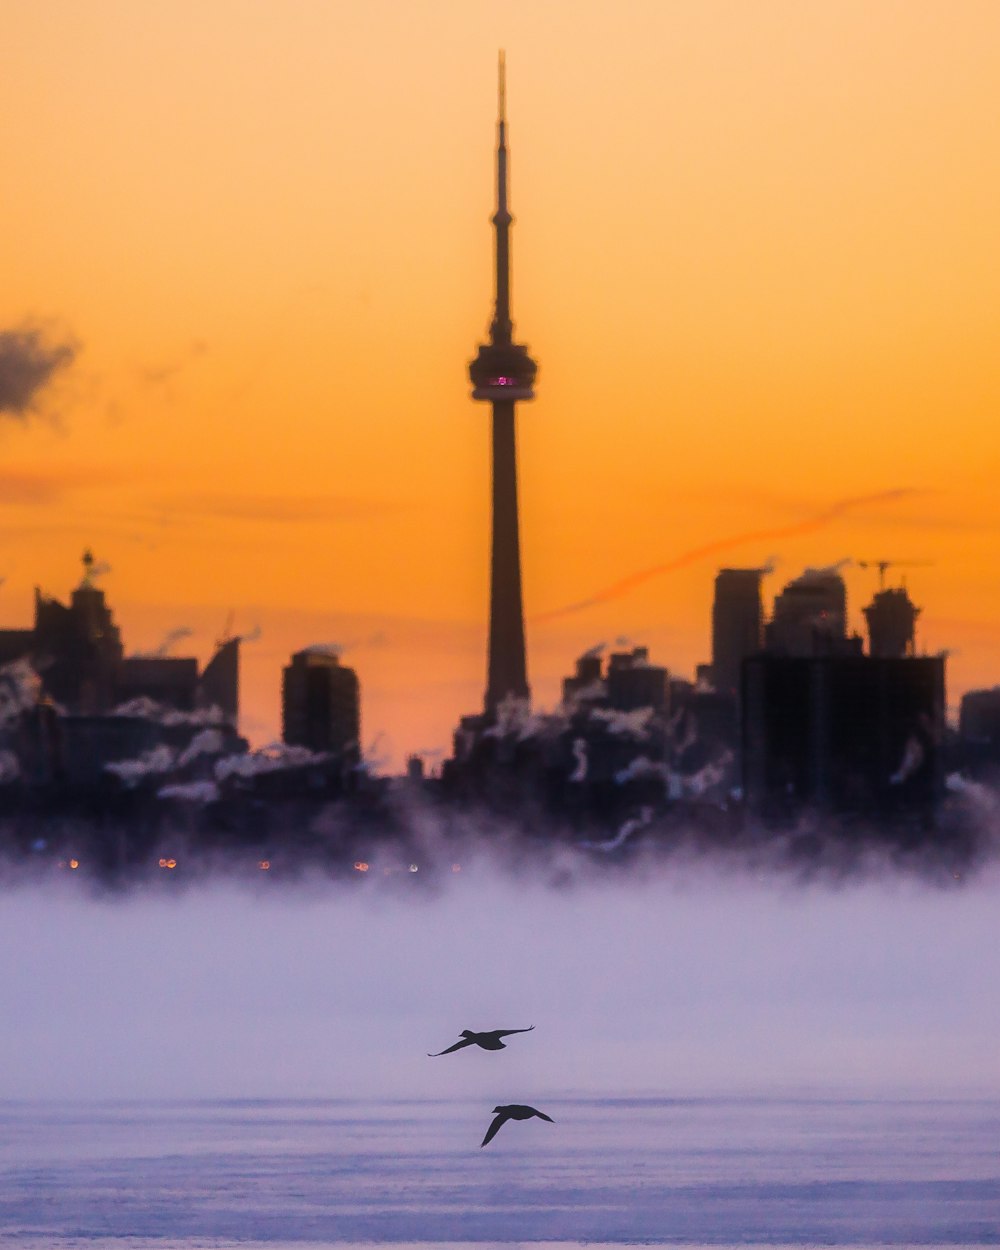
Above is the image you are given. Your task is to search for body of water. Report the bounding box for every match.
[1,1096,997,1247]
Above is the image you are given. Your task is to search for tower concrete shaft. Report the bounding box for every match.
[469,52,537,715]
[487,398,528,711]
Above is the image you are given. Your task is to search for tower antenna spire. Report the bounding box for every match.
[498,49,506,122]
[491,49,512,346]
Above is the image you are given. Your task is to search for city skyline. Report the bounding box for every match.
[3,3,999,766]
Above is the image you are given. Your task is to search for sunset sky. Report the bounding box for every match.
[3,1,1000,767]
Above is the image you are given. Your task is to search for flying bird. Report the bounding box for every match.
[481,1103,554,1147]
[428,1026,534,1056]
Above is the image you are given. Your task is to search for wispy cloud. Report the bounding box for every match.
[158,493,411,524]
[0,470,69,507]
[0,467,133,508]
[137,339,208,394]
[715,485,997,536]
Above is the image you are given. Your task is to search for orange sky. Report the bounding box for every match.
[3,1,1000,768]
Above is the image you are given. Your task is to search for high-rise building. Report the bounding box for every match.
[606,647,669,711]
[711,568,764,697]
[562,646,668,712]
[199,637,240,724]
[33,551,125,713]
[282,649,360,762]
[562,650,605,706]
[957,686,1000,776]
[959,687,1000,746]
[765,568,859,657]
[468,52,537,716]
[116,657,198,710]
[863,587,919,658]
[742,654,945,818]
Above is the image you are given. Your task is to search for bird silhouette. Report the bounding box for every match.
[480,1103,554,1147]
[427,1026,534,1056]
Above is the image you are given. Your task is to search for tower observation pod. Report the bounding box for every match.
[469,52,537,716]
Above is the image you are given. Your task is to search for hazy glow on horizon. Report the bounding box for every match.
[3,1,1000,761]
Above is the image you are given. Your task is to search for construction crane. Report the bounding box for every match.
[857,560,933,591]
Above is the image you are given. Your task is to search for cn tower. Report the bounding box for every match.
[469,52,537,716]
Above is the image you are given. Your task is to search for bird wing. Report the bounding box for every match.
[427,1037,475,1057]
[496,1025,534,1038]
[480,1110,510,1147]
[533,1109,554,1123]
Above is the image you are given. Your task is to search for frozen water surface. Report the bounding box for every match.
[1,1096,997,1247]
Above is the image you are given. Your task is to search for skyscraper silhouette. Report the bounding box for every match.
[863,586,920,658]
[469,52,537,716]
[712,568,764,698]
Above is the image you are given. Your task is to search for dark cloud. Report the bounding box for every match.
[0,325,77,420]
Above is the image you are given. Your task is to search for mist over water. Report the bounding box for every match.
[2,854,997,1104]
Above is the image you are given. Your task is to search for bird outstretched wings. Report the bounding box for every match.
[427,1026,534,1056]
[427,1036,477,1057]
[481,1109,511,1147]
[480,1103,554,1147]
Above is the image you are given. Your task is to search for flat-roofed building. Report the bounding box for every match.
[282,649,360,765]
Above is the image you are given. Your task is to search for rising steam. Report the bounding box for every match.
[132,627,194,659]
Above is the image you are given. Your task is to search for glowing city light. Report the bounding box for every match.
[258,860,271,870]
[353,861,369,872]
[69,859,79,870]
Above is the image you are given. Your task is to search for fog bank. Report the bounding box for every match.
[1,868,997,1101]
